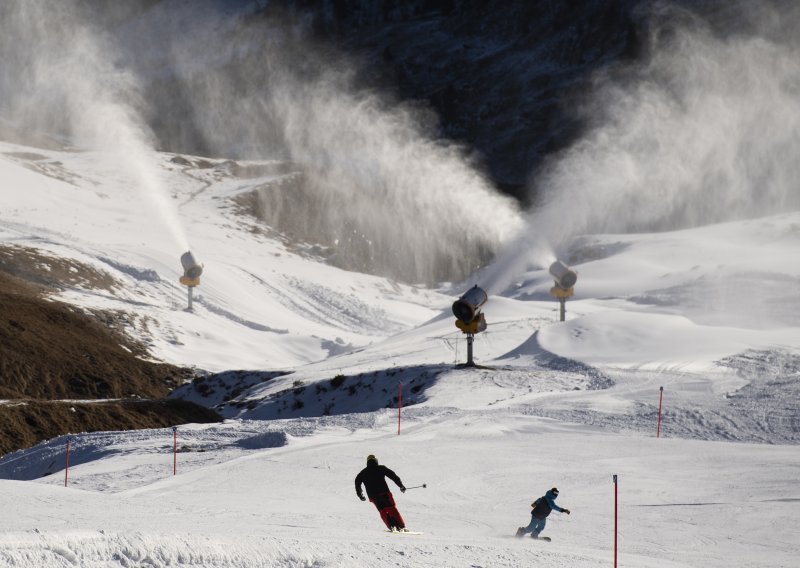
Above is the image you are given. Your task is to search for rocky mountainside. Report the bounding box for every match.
[3,0,788,198]
[262,0,790,195]
[312,0,643,197]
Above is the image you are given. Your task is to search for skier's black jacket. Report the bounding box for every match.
[355,461,404,499]
[531,489,564,520]
[531,497,552,519]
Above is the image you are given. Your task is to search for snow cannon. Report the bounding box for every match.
[179,251,203,311]
[548,260,577,322]
[452,285,488,367]
[180,251,203,281]
[549,260,577,290]
[452,285,488,324]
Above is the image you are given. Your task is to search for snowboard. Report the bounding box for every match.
[515,529,551,542]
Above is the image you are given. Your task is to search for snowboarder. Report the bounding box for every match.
[516,487,571,539]
[355,454,408,531]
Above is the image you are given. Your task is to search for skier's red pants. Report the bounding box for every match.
[370,492,405,530]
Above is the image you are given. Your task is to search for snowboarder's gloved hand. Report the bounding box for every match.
[358,494,366,501]
[563,508,571,515]
[400,486,406,493]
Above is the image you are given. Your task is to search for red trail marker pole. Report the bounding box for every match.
[172,426,177,476]
[397,383,403,435]
[64,437,71,487]
[656,386,664,438]
[613,474,618,568]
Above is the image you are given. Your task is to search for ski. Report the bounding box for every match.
[386,529,423,535]
[531,536,551,542]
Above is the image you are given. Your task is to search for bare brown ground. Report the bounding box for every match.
[0,399,220,455]
[0,246,221,455]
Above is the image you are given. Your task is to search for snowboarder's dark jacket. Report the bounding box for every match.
[355,461,404,500]
[531,489,565,520]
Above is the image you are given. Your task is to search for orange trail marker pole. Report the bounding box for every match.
[657,386,664,438]
[613,474,618,568]
[64,438,71,487]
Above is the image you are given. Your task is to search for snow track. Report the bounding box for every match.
[0,530,614,568]
[0,532,326,568]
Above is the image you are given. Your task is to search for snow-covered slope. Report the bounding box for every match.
[0,142,445,372]
[1,136,800,566]
[1,412,798,567]
[3,2,800,564]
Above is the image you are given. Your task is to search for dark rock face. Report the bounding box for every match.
[311,1,644,197]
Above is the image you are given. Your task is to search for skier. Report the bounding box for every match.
[355,454,408,531]
[516,487,571,540]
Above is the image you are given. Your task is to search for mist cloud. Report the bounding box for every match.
[0,0,190,252]
[147,8,523,285]
[0,0,524,285]
[484,2,800,293]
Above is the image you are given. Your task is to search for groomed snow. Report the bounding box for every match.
[1,141,799,567]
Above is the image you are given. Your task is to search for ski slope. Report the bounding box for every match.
[2,1,800,565]
[0,396,797,567]
[1,138,800,567]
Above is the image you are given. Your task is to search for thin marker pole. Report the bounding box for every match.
[397,383,403,435]
[64,438,71,487]
[172,426,177,476]
[613,474,618,568]
[656,386,664,438]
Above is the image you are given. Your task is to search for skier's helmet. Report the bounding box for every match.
[367,454,378,465]
[551,487,559,496]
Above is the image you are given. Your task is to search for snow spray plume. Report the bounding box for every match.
[0,0,190,253]
[160,8,521,285]
[485,2,800,294]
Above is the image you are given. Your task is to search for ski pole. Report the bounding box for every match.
[405,484,427,490]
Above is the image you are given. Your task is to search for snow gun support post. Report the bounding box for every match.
[549,260,577,322]
[452,285,488,367]
[179,251,203,311]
